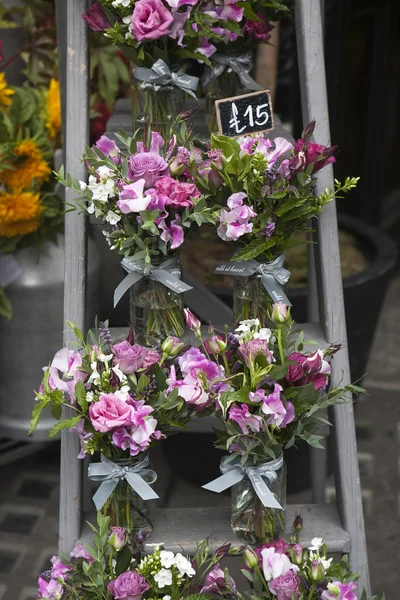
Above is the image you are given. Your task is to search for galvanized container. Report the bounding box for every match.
[0,234,101,441]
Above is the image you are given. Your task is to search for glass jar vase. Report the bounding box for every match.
[131,81,186,135]
[129,256,184,347]
[231,459,286,544]
[102,455,156,540]
[233,275,274,328]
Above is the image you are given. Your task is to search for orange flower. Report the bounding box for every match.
[1,140,51,192]
[0,190,43,237]
[0,72,14,111]
[46,79,61,139]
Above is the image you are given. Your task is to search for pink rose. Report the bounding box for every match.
[155,176,200,208]
[131,0,173,41]
[108,570,149,600]
[89,393,136,432]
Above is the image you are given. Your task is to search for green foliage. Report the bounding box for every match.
[0,288,12,320]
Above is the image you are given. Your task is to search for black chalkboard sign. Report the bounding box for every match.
[215,90,274,138]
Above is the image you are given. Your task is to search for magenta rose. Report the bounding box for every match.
[112,341,160,375]
[131,0,173,41]
[109,570,149,600]
[89,393,135,433]
[128,152,168,187]
[268,571,301,600]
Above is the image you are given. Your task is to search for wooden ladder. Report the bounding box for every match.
[55,0,371,593]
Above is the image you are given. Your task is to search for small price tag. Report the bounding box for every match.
[215,90,274,138]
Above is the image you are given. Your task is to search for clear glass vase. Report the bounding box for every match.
[131,80,186,135]
[233,276,276,328]
[231,459,286,544]
[129,255,184,347]
[102,455,155,540]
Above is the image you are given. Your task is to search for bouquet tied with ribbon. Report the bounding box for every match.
[57,125,217,345]
[196,122,359,325]
[174,308,363,544]
[30,321,214,537]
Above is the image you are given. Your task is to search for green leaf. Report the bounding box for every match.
[218,388,250,417]
[0,288,12,320]
[48,415,82,439]
[137,374,150,393]
[115,544,133,576]
[75,379,88,412]
[51,403,62,421]
[29,399,51,435]
[233,238,275,261]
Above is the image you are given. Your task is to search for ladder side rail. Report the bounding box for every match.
[58,0,90,555]
[295,0,371,594]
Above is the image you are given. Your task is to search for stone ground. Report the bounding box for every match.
[0,276,399,599]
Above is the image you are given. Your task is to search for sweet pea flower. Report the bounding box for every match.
[200,564,236,594]
[128,152,168,187]
[89,393,136,432]
[82,1,111,31]
[293,138,337,174]
[70,543,95,562]
[261,547,296,582]
[108,570,149,600]
[131,0,173,41]
[172,372,211,410]
[95,135,119,159]
[286,349,331,390]
[117,179,152,214]
[69,418,93,459]
[50,556,70,580]
[158,215,184,249]
[321,581,358,600]
[254,384,295,428]
[229,403,262,434]
[168,5,192,46]
[37,577,64,600]
[136,131,165,154]
[217,192,256,242]
[268,571,301,600]
[197,37,217,59]
[243,13,273,42]
[202,0,244,22]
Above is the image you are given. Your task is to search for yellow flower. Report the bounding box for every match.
[0,72,14,111]
[0,140,51,192]
[0,190,43,237]
[46,78,61,139]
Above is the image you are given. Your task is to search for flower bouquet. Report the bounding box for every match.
[36,511,237,600]
[57,126,216,345]
[30,321,213,537]
[200,517,383,600]
[0,74,63,319]
[195,123,359,326]
[176,307,363,544]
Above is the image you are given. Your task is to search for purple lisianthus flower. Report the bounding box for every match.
[239,339,274,367]
[117,179,152,214]
[321,581,358,600]
[69,418,93,460]
[229,403,262,434]
[169,146,191,174]
[82,1,110,31]
[207,148,223,170]
[108,570,149,600]
[128,152,168,187]
[200,563,237,594]
[38,576,64,600]
[268,571,301,600]
[217,192,256,242]
[131,0,173,41]
[158,215,184,249]
[286,349,330,391]
[112,341,160,375]
[70,543,95,562]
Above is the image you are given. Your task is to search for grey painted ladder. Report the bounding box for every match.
[56,0,370,593]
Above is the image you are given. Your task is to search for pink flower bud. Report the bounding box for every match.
[302,120,316,140]
[271,302,290,324]
[108,527,126,550]
[309,559,325,582]
[184,308,201,333]
[292,543,304,565]
[161,336,184,357]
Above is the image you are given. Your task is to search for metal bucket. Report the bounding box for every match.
[0,234,101,441]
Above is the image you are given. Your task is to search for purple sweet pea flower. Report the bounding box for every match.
[128,152,168,187]
[70,543,95,562]
[321,581,358,600]
[293,139,337,174]
[229,403,262,434]
[165,0,199,6]
[50,556,70,580]
[266,137,295,167]
[168,6,192,46]
[82,1,111,31]
[95,135,119,158]
[112,416,162,456]
[136,132,165,154]
[108,570,149,600]
[243,13,273,42]
[268,571,301,600]
[131,0,173,41]
[260,220,276,239]
[286,349,331,391]
[89,393,136,433]
[178,347,223,382]
[252,385,295,428]
[117,179,152,213]
[202,0,244,22]
[210,25,238,41]
[200,564,237,594]
[158,215,185,249]
[197,37,217,59]
[69,418,93,460]
[217,192,256,242]
[38,576,64,600]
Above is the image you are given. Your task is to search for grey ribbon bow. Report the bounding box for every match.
[88,454,159,511]
[0,254,22,288]
[133,59,200,99]
[214,254,292,306]
[114,255,193,307]
[202,455,284,509]
[202,51,261,91]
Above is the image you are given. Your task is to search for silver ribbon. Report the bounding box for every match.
[133,59,200,99]
[0,254,22,288]
[202,455,284,509]
[88,454,159,511]
[114,255,192,307]
[202,51,261,91]
[214,254,292,306]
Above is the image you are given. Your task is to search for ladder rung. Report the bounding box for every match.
[80,504,350,554]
